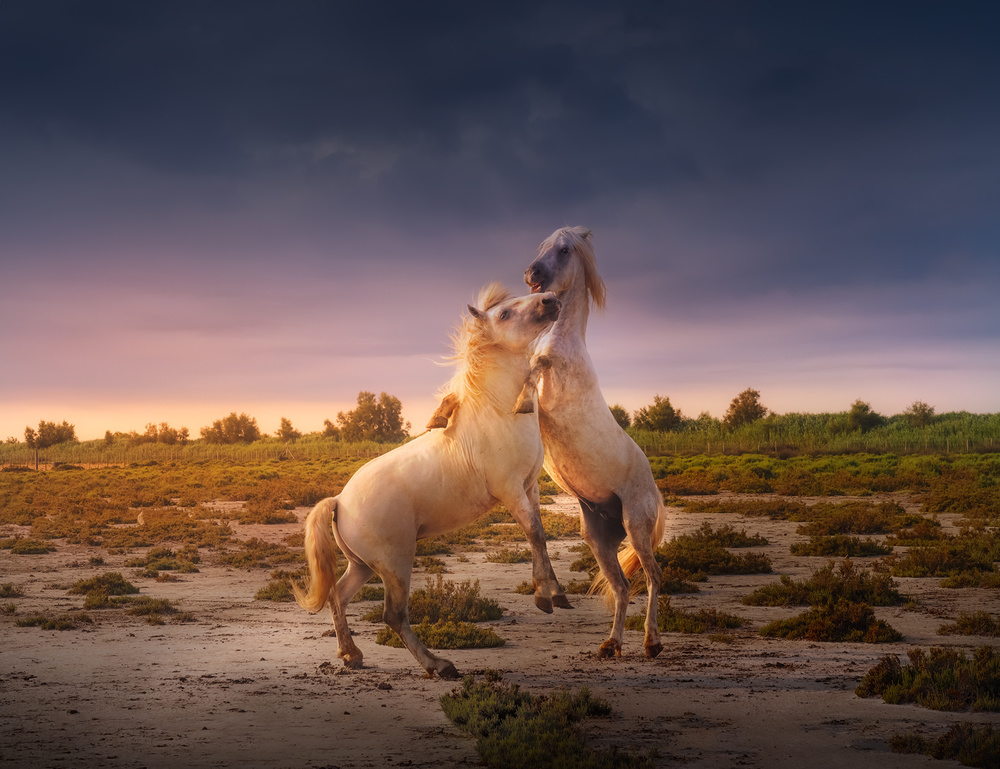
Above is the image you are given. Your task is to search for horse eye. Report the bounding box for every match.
[559,247,570,256]
[498,310,510,321]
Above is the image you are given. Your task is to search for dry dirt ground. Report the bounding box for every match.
[1,493,997,769]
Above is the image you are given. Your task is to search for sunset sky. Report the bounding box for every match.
[2,1,998,442]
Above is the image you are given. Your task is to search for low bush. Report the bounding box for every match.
[0,583,25,598]
[440,672,651,769]
[742,560,906,607]
[1,537,57,554]
[67,572,139,597]
[759,600,902,643]
[625,595,746,634]
[16,612,94,631]
[486,548,531,564]
[376,620,505,649]
[361,577,504,624]
[939,612,1000,637]
[217,538,303,568]
[856,646,1000,711]
[890,722,999,768]
[790,535,893,557]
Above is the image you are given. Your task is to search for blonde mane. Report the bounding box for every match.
[539,226,606,310]
[442,282,513,405]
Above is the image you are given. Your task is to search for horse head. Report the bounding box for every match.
[524,226,606,311]
[467,288,560,353]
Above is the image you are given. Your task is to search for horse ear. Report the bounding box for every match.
[467,305,485,321]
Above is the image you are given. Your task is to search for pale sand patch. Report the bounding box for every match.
[1,494,996,768]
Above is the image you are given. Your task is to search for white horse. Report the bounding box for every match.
[295,284,567,678]
[521,226,667,659]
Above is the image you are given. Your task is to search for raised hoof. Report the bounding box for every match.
[534,595,554,614]
[597,640,621,659]
[438,662,461,679]
[645,642,664,659]
[551,594,573,610]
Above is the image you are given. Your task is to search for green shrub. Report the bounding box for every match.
[939,612,1000,637]
[890,723,999,768]
[440,673,650,769]
[760,600,902,643]
[68,572,138,597]
[362,577,504,624]
[255,579,296,602]
[625,595,746,634]
[856,646,1000,711]
[1,537,57,554]
[0,583,25,598]
[790,535,893,557]
[376,620,505,649]
[16,612,94,630]
[217,538,303,568]
[486,548,531,564]
[743,560,905,607]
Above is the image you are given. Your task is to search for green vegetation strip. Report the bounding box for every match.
[440,672,652,769]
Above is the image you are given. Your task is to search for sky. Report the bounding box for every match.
[1,1,998,442]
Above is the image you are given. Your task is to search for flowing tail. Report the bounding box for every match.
[590,499,667,600]
[293,497,340,613]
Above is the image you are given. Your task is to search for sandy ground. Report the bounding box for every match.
[1,493,997,769]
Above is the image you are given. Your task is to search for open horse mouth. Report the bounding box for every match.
[528,282,543,294]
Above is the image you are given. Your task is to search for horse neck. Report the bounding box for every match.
[466,347,531,414]
[550,274,590,346]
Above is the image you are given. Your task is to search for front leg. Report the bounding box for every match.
[504,484,570,613]
[426,392,459,429]
[512,355,551,415]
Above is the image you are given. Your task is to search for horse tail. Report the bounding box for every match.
[590,498,667,600]
[293,497,340,613]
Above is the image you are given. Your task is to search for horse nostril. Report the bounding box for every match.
[542,296,554,305]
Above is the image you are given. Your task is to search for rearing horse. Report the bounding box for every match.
[295,284,568,678]
[522,226,667,659]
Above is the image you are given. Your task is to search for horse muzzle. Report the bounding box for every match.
[538,293,560,321]
[525,264,550,294]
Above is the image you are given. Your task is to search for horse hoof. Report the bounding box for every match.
[597,640,621,659]
[439,663,461,679]
[341,654,364,670]
[552,595,573,610]
[645,642,663,659]
[534,595,554,614]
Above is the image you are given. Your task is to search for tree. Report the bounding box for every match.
[200,412,262,444]
[902,400,935,428]
[276,417,302,443]
[723,388,768,430]
[632,395,681,432]
[25,420,77,449]
[847,399,884,433]
[337,391,411,443]
[322,419,341,440]
[609,404,631,429]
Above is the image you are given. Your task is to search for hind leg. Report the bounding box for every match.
[330,560,373,668]
[381,567,460,679]
[622,503,663,658]
[580,496,628,658]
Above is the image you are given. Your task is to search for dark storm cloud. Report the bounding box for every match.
[2,0,999,438]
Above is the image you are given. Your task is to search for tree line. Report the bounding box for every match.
[6,387,972,451]
[12,390,413,448]
[611,389,940,435]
